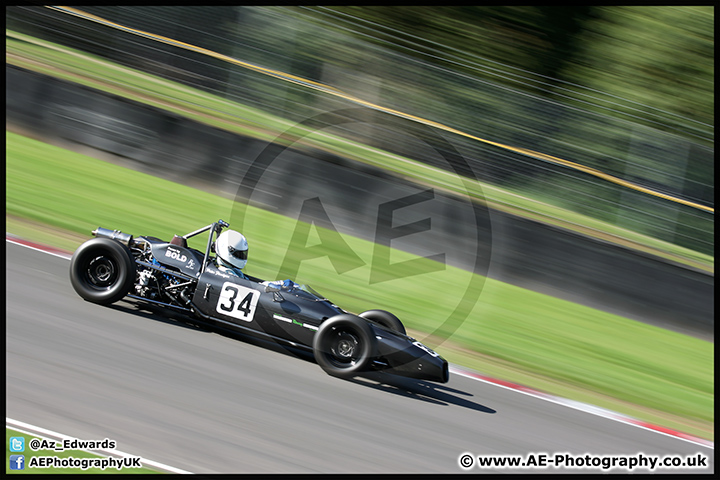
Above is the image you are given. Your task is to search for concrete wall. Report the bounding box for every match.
[7,65,713,339]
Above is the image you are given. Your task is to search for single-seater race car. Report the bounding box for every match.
[69,220,449,383]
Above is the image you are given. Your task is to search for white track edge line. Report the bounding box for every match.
[449,367,713,450]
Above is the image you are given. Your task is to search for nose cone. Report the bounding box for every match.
[392,353,449,383]
[373,328,450,383]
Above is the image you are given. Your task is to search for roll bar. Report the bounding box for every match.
[195,220,229,274]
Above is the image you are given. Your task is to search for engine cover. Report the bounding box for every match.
[151,244,204,276]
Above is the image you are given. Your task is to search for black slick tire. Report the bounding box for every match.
[313,314,376,378]
[69,237,136,305]
[359,309,406,335]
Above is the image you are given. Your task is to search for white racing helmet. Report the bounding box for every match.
[216,230,249,270]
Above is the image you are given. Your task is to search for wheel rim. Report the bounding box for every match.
[85,255,117,288]
[327,329,361,367]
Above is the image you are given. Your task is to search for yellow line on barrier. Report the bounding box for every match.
[45,6,713,214]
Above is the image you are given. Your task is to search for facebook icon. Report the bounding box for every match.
[10,455,25,470]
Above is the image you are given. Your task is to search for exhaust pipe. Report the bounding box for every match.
[92,227,134,247]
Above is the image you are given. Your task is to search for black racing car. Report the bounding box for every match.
[69,220,449,383]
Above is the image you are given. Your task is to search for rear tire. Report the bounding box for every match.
[69,238,136,305]
[359,309,406,335]
[313,314,376,378]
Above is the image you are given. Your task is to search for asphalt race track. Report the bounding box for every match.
[6,241,714,473]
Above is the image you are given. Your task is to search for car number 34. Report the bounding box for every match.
[216,282,260,322]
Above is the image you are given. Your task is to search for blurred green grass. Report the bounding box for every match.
[6,131,713,440]
[6,30,713,273]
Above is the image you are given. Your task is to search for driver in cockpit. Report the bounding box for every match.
[214,229,295,291]
[214,230,249,279]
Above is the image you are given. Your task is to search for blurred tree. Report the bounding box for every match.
[299,6,712,144]
[560,6,713,145]
[304,7,596,92]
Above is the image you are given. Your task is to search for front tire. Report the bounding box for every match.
[69,237,136,305]
[359,309,406,335]
[313,314,376,378]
